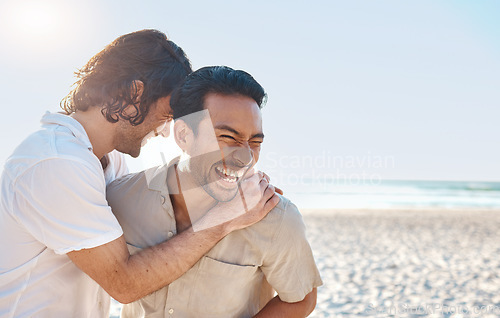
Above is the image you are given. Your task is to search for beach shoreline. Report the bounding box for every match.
[301,206,500,216]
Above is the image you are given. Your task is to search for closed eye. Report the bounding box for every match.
[219,135,237,141]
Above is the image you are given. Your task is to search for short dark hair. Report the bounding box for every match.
[170,66,267,130]
[60,29,192,126]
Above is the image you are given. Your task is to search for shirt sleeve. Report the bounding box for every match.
[261,200,323,303]
[11,158,123,255]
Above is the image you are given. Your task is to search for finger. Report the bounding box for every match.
[241,167,257,181]
[257,170,264,180]
[258,177,270,191]
[266,184,275,195]
[274,186,284,195]
[242,172,260,185]
[262,172,270,183]
[261,183,275,201]
[264,193,280,210]
[240,177,270,212]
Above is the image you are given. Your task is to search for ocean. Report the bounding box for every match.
[127,146,500,210]
[283,179,500,209]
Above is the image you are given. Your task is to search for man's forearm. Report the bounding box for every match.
[121,224,229,302]
[254,289,317,318]
[69,176,278,303]
[69,223,229,304]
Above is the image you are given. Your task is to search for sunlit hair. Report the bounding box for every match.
[170,66,266,132]
[60,29,192,126]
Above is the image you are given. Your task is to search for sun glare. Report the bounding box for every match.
[20,4,55,33]
[0,0,76,61]
[5,1,61,39]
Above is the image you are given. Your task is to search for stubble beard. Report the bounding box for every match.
[195,163,239,203]
[113,122,143,158]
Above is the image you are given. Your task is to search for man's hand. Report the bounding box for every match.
[193,171,280,233]
[262,172,283,195]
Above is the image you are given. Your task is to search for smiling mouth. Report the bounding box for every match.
[215,165,246,183]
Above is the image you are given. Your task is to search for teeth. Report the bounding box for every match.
[216,166,244,180]
[228,170,237,178]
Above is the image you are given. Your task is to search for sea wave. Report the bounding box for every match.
[283,180,500,209]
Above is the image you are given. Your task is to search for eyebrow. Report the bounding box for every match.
[215,124,265,139]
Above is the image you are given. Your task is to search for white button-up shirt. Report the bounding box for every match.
[0,112,126,318]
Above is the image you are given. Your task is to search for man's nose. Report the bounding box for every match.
[231,146,253,167]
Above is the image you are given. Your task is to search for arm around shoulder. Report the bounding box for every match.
[68,223,229,304]
[69,172,280,303]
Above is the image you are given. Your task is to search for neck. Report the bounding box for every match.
[167,163,217,232]
[71,108,115,159]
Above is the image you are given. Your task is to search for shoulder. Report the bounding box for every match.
[4,130,98,183]
[272,195,306,237]
[106,166,170,247]
[247,194,305,240]
[106,166,160,195]
[7,158,103,196]
[270,195,303,225]
[106,168,153,205]
[106,165,166,222]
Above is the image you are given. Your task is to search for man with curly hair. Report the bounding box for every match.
[0,30,279,317]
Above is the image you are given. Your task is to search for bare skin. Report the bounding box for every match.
[67,97,279,303]
[254,289,318,318]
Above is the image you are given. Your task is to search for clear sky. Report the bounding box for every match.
[0,0,498,182]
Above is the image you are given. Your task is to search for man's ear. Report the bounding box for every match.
[174,120,194,152]
[131,80,144,103]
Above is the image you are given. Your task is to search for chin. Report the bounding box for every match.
[118,145,141,158]
[204,184,239,203]
[128,151,141,158]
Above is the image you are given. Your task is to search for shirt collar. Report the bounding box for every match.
[144,158,180,221]
[40,111,93,151]
[146,156,181,193]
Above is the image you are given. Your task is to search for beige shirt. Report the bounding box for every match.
[107,164,322,318]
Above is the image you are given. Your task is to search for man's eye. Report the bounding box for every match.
[219,135,236,140]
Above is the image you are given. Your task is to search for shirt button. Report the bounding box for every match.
[168,308,174,314]
[168,231,174,238]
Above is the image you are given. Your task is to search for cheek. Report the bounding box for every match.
[191,136,220,158]
[217,141,234,158]
[194,149,222,172]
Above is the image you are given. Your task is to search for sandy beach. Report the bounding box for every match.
[110,208,500,318]
[303,208,500,318]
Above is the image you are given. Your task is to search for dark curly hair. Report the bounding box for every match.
[60,29,192,126]
[170,66,267,132]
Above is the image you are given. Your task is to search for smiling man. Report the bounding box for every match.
[106,66,322,317]
[0,31,278,318]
